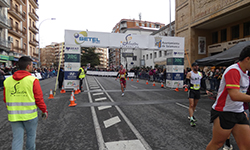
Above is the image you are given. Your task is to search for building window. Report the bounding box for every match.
[146,54,148,60]
[150,53,152,59]
[29,19,31,26]
[231,25,239,39]
[244,21,250,37]
[147,23,149,27]
[29,5,31,13]
[133,56,137,61]
[24,43,26,50]
[136,22,139,26]
[16,40,19,48]
[221,29,227,42]
[212,31,218,44]
[164,51,167,56]
[15,22,18,31]
[154,52,157,58]
[143,55,145,60]
[159,51,162,57]
[30,32,32,41]
[151,24,154,28]
[30,46,32,54]
[141,23,144,27]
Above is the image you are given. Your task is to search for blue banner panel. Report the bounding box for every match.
[166,73,184,80]
[64,71,79,80]
[166,58,184,65]
[64,54,80,62]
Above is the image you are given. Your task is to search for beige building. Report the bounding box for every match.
[8,0,39,67]
[95,47,107,69]
[175,0,250,68]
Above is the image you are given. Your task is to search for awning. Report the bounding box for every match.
[0,60,7,63]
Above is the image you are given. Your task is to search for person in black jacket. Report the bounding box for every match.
[58,67,64,89]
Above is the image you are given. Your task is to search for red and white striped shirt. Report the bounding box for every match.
[212,63,249,112]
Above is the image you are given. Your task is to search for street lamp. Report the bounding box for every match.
[38,18,56,68]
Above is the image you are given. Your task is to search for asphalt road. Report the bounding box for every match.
[0,76,240,150]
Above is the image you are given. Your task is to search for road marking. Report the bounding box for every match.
[94,77,152,150]
[131,85,138,89]
[176,102,197,112]
[93,92,104,96]
[95,97,107,101]
[105,140,146,150]
[85,77,107,150]
[91,86,100,89]
[98,106,112,111]
[103,116,121,128]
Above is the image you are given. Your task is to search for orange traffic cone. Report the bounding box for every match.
[131,78,133,81]
[77,85,81,93]
[48,89,54,99]
[146,80,148,85]
[184,87,188,92]
[60,86,66,93]
[68,94,77,107]
[74,87,79,94]
[71,91,76,101]
[161,82,164,88]
[153,81,156,86]
[137,79,139,82]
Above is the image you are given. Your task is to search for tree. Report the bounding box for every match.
[80,47,100,68]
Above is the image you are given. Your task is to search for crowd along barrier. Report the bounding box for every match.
[86,71,134,77]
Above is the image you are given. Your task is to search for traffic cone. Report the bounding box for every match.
[74,87,79,94]
[146,80,148,85]
[174,83,179,92]
[68,94,77,107]
[184,87,188,92]
[131,78,133,81]
[153,81,156,86]
[60,86,66,93]
[77,85,81,93]
[137,79,139,82]
[48,89,54,99]
[71,91,76,101]
[161,82,164,88]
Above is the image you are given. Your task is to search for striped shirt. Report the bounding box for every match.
[212,63,249,112]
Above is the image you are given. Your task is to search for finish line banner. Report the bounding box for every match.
[65,30,184,50]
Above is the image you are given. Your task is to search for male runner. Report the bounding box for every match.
[206,45,250,150]
[116,65,127,96]
[184,62,211,127]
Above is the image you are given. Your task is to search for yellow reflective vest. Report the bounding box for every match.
[4,75,38,122]
[79,68,85,79]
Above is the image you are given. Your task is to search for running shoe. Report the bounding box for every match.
[122,93,124,96]
[190,120,196,127]
[188,116,197,122]
[223,144,233,150]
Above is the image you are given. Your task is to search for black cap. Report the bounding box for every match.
[192,62,198,66]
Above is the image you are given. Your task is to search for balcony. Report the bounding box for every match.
[15,0,25,5]
[120,22,127,30]
[29,0,38,9]
[0,0,10,7]
[33,52,38,57]
[9,25,24,38]
[8,5,25,21]
[29,38,38,46]
[12,46,25,54]
[0,13,11,29]
[0,38,11,52]
[29,11,38,21]
[29,25,38,33]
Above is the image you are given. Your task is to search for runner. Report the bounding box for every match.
[184,62,211,127]
[116,65,127,96]
[206,45,250,150]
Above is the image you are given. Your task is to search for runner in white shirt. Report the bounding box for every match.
[206,45,250,150]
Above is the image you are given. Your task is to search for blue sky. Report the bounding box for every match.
[37,0,175,48]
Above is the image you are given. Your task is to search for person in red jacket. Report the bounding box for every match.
[3,56,48,150]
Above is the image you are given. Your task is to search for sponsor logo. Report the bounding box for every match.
[154,37,162,48]
[74,31,100,45]
[66,81,77,86]
[120,34,139,48]
[65,46,80,52]
[10,82,27,96]
[174,51,184,56]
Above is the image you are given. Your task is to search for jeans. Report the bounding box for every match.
[10,117,38,150]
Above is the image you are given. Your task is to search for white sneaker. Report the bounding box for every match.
[223,144,233,150]
[122,93,124,96]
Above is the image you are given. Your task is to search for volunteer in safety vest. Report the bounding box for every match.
[3,56,48,150]
[116,64,127,96]
[77,65,86,92]
[184,62,210,127]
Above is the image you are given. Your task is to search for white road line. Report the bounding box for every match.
[94,77,152,150]
[131,85,138,89]
[176,102,196,112]
[85,77,107,150]
[106,140,146,150]
[103,116,121,128]
[98,106,112,111]
[93,92,104,96]
[90,86,100,89]
[95,97,107,101]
